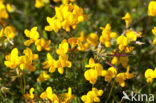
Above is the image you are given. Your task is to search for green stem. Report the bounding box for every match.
[105,81,115,103]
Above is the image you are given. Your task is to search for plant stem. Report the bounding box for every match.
[17,68,24,95]
[105,81,115,103]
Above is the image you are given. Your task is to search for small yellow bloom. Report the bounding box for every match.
[56,39,69,55]
[84,69,98,84]
[126,30,137,41]
[85,58,96,68]
[145,68,156,83]
[20,48,38,71]
[35,0,49,8]
[37,71,50,82]
[152,27,156,36]
[43,53,57,73]
[125,46,134,53]
[35,38,51,51]
[61,87,74,102]
[0,1,9,19]
[111,56,118,65]
[153,38,156,44]
[104,67,117,82]
[117,36,128,51]
[55,54,72,74]
[148,1,156,16]
[4,26,16,39]
[6,3,16,13]
[115,73,126,87]
[24,87,35,99]
[115,66,134,87]
[117,35,128,46]
[100,24,117,47]
[122,12,132,28]
[4,48,20,69]
[81,88,103,103]
[119,57,129,68]
[24,27,40,46]
[86,33,98,47]
[40,86,59,102]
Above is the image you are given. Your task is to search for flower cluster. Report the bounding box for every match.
[99,24,117,47]
[43,40,72,74]
[81,88,103,103]
[45,3,88,32]
[84,58,134,87]
[4,48,38,71]
[24,27,51,51]
[2,0,156,102]
[40,86,74,103]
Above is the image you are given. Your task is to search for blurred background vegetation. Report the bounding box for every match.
[0,0,156,102]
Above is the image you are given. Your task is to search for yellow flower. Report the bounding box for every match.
[126,30,137,41]
[100,24,117,48]
[37,71,50,82]
[35,0,49,8]
[148,1,156,16]
[78,31,86,42]
[55,54,72,74]
[4,48,20,69]
[119,57,129,68]
[56,39,69,56]
[61,87,74,102]
[86,33,98,47]
[85,58,96,68]
[111,56,118,65]
[35,38,51,51]
[24,27,40,46]
[4,26,16,39]
[125,46,134,53]
[122,12,132,28]
[45,17,61,32]
[20,48,38,71]
[81,88,103,103]
[24,87,35,99]
[6,3,16,13]
[115,73,126,87]
[68,37,78,49]
[94,63,105,76]
[40,87,59,102]
[152,27,156,36]
[103,67,117,82]
[43,53,57,73]
[145,68,156,83]
[84,69,98,84]
[117,36,128,51]
[45,3,87,32]
[85,58,105,76]
[125,66,134,79]
[115,66,134,87]
[0,1,9,19]
[0,27,4,38]
[117,35,128,46]
[153,38,156,44]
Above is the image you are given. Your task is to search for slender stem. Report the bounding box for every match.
[23,71,26,94]
[17,68,24,95]
[105,81,115,103]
